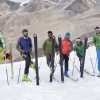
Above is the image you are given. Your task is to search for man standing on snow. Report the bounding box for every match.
[43,31,58,67]
[16,29,35,82]
[61,32,73,77]
[93,27,100,77]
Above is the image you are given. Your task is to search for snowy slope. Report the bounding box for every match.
[0,46,100,100]
[20,0,30,6]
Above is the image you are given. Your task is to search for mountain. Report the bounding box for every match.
[0,0,100,60]
[0,0,20,13]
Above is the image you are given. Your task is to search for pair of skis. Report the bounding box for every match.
[50,36,65,83]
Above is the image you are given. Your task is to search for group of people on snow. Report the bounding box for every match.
[0,26,100,82]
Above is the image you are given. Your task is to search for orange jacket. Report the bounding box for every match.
[62,39,71,55]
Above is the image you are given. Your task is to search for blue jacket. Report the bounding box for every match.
[16,37,32,54]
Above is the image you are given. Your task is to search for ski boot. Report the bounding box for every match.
[64,71,69,77]
[22,74,31,82]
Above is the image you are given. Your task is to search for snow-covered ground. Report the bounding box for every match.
[0,46,100,100]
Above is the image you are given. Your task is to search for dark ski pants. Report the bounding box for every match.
[77,54,83,72]
[23,54,31,75]
[63,54,69,71]
[46,54,51,67]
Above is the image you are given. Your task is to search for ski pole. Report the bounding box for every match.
[88,48,95,74]
[67,55,80,74]
[95,57,98,70]
[72,53,76,76]
[17,55,23,84]
[9,39,14,79]
[4,40,9,85]
[5,57,9,85]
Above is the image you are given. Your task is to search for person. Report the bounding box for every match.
[74,38,84,71]
[16,29,35,82]
[43,31,58,67]
[93,26,100,77]
[74,37,89,72]
[61,32,73,77]
[74,38,84,62]
[0,31,12,62]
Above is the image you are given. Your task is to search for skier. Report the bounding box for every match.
[0,32,12,62]
[93,27,100,77]
[61,32,73,77]
[43,31,58,67]
[16,29,35,82]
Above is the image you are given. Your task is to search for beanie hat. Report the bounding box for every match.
[76,38,81,42]
[65,32,70,37]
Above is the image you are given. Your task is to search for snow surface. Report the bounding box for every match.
[0,46,100,100]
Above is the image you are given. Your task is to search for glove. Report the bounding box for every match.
[66,51,70,55]
[28,49,32,54]
[20,50,24,54]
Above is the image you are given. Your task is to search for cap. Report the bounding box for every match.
[65,32,70,37]
[76,38,81,42]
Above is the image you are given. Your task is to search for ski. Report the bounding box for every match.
[68,77,78,81]
[50,64,57,77]
[9,38,14,79]
[53,77,60,83]
[50,36,55,82]
[33,34,39,85]
[80,36,88,78]
[58,35,64,82]
[84,69,95,76]
[65,76,78,82]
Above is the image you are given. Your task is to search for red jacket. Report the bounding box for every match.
[62,39,71,55]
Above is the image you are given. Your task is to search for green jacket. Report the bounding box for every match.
[43,38,58,54]
[74,44,84,56]
[93,34,100,49]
